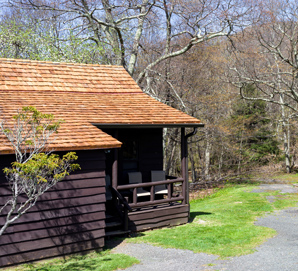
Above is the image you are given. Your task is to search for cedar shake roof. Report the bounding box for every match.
[0,58,201,154]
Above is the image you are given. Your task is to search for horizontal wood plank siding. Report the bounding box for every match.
[0,150,106,267]
[0,219,105,244]
[1,237,105,267]
[128,204,189,232]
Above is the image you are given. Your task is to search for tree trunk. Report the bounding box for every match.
[189,144,197,182]
[280,94,291,173]
[283,120,291,173]
[204,131,211,180]
[218,143,224,178]
[102,0,122,65]
[163,128,179,176]
[237,131,244,176]
[127,0,149,75]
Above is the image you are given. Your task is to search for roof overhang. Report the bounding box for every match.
[94,123,205,128]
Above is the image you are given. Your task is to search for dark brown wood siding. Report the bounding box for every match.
[0,150,106,267]
[137,129,163,183]
[102,128,163,184]
[128,204,189,232]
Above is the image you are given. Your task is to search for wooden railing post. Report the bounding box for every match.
[112,130,118,189]
[181,127,188,205]
[168,183,172,200]
[150,186,154,202]
[133,188,137,204]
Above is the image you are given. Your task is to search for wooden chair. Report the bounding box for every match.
[151,170,168,196]
[128,172,151,197]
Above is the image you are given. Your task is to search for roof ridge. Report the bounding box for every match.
[0,58,124,69]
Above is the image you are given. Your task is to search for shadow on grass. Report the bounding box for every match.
[22,248,138,271]
[104,231,145,249]
[104,237,125,249]
[189,211,212,223]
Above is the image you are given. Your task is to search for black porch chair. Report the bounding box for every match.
[128,172,151,197]
[151,170,168,196]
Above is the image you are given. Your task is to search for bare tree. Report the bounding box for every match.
[0,106,80,236]
[228,0,298,172]
[5,0,257,103]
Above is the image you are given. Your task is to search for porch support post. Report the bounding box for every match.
[112,130,118,189]
[181,127,189,205]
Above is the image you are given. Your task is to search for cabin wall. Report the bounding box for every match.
[137,129,163,183]
[0,150,106,267]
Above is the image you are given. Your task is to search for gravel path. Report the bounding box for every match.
[113,243,217,271]
[112,184,298,271]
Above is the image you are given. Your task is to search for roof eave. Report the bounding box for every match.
[94,123,205,128]
[0,143,122,155]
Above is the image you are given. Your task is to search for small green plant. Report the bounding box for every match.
[0,107,80,236]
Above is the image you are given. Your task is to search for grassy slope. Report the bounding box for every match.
[7,251,139,271]
[129,184,298,258]
[272,173,298,184]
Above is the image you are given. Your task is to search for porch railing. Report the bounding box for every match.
[110,186,132,231]
[117,177,185,208]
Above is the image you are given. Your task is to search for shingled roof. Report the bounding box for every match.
[0,58,202,154]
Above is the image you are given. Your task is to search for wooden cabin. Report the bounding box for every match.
[0,58,203,267]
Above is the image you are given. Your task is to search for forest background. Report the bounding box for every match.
[1,0,298,183]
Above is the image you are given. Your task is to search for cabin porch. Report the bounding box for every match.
[101,126,193,234]
[120,175,188,232]
[105,173,189,234]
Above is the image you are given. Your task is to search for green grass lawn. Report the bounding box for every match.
[128,184,298,258]
[7,250,139,271]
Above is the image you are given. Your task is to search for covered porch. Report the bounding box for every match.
[99,124,203,233]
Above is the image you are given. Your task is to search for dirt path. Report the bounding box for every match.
[112,184,298,271]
